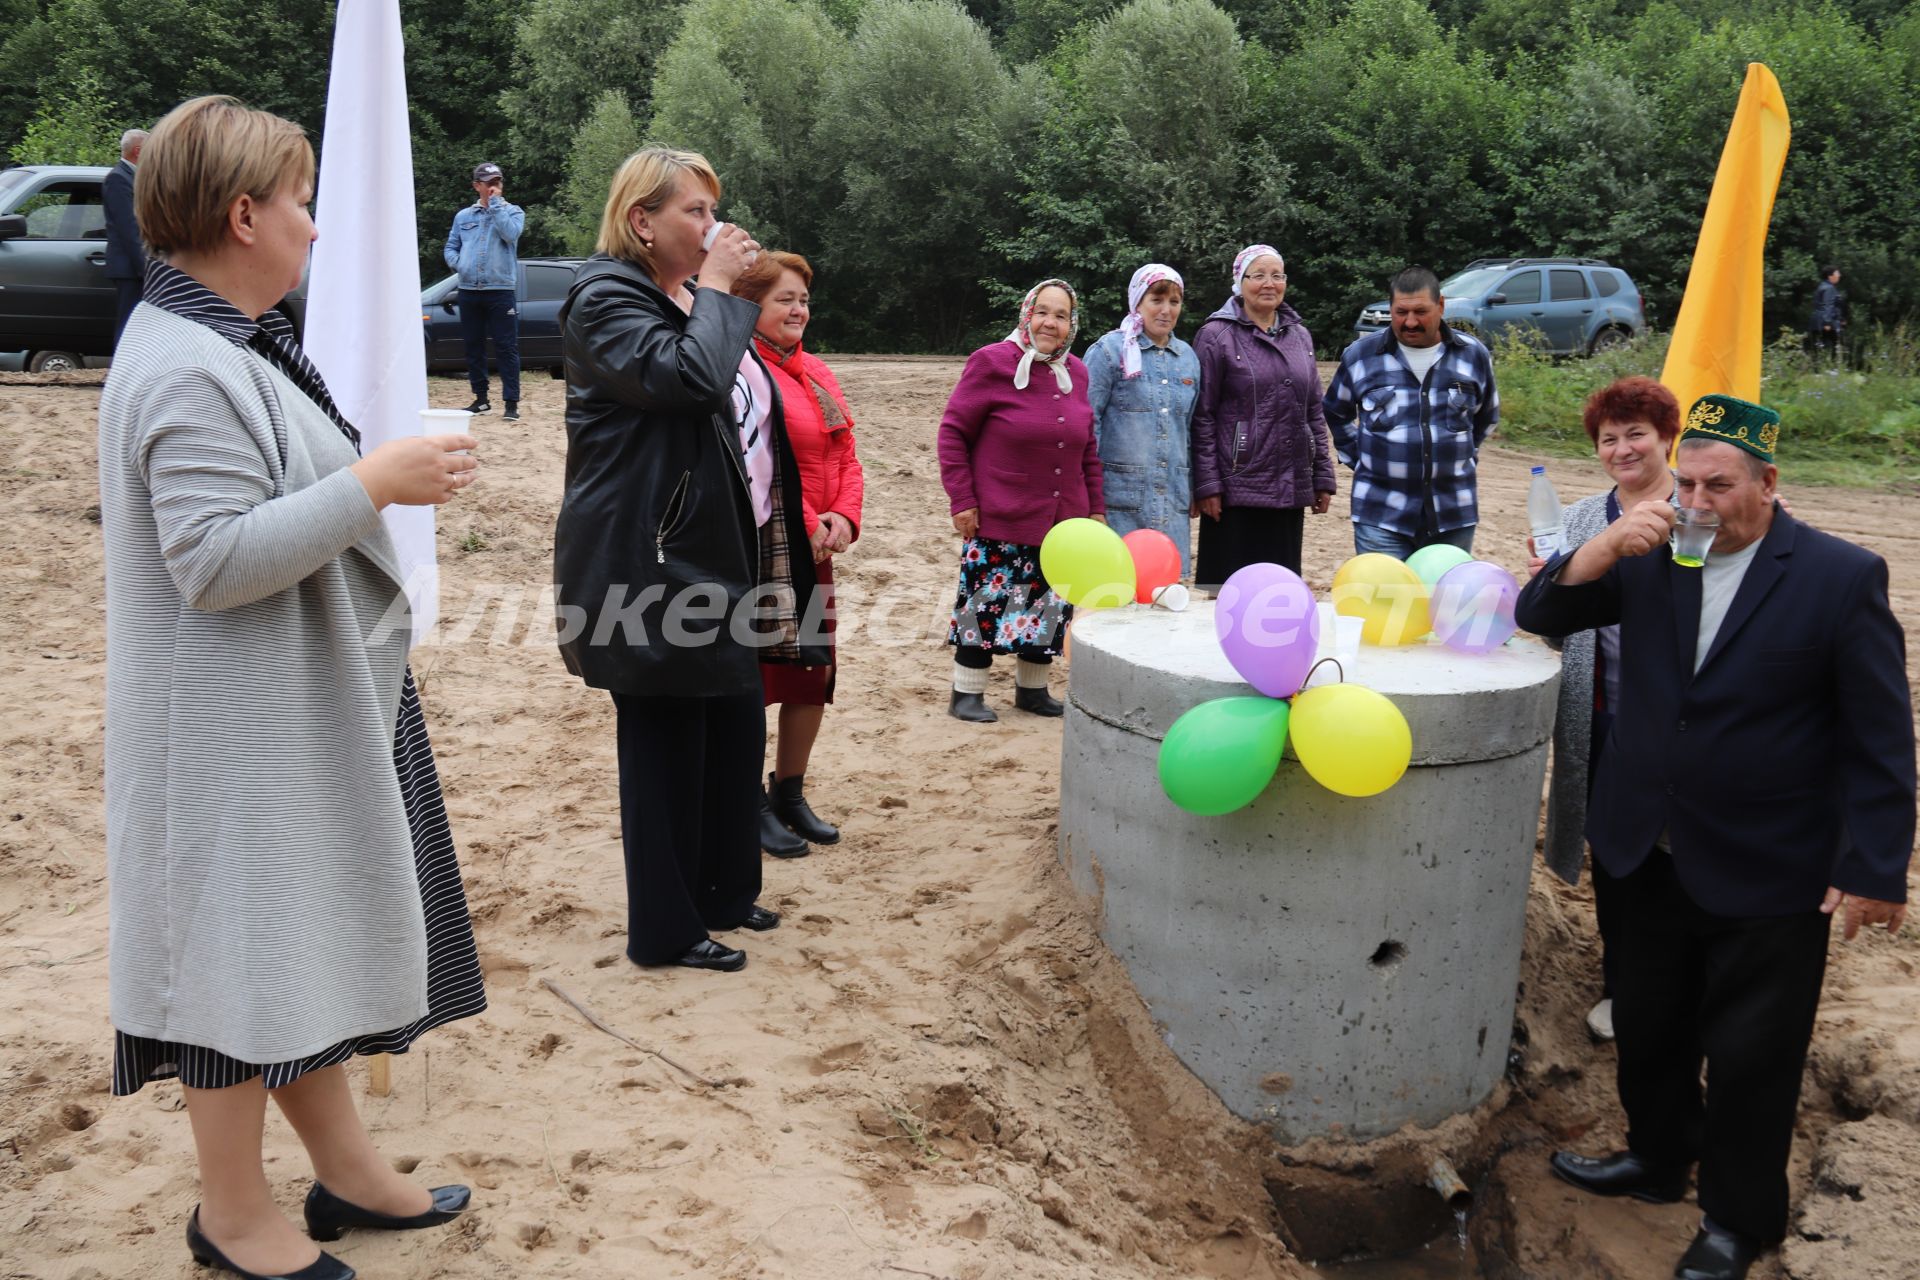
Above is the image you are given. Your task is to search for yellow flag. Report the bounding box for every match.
[1660,63,1791,428]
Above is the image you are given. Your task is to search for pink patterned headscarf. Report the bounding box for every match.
[1232,244,1284,293]
[1115,262,1185,379]
[1004,278,1078,392]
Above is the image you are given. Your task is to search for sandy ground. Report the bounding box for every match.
[2,357,1917,1280]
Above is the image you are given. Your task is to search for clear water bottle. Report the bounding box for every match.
[1528,465,1565,559]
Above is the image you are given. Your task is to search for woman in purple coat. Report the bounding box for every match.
[1191,244,1336,586]
[937,279,1105,723]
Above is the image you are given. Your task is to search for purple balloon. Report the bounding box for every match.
[1215,563,1321,698]
[1430,561,1519,654]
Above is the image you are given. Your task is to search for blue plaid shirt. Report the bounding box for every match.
[1324,326,1499,536]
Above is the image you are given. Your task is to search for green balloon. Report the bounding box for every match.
[1406,543,1475,588]
[1157,697,1291,816]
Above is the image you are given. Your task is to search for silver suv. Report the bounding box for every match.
[1354,257,1646,356]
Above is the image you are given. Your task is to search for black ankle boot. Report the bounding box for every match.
[769,772,839,844]
[759,785,809,858]
[949,689,997,722]
[1014,684,1064,716]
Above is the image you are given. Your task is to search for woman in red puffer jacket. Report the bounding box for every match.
[732,252,865,857]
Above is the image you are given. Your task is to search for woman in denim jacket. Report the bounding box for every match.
[1084,264,1200,573]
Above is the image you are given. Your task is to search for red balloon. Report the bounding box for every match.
[1122,528,1182,604]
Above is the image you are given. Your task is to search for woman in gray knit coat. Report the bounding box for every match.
[101,97,486,1279]
[1528,377,1681,1043]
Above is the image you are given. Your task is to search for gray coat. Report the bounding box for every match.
[99,305,427,1062]
[1542,491,1613,882]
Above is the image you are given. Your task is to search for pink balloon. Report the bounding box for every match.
[1430,561,1519,654]
[1214,563,1320,698]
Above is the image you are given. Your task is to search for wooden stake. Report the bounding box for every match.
[368,1052,392,1096]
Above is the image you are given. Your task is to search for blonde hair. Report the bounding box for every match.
[135,95,313,257]
[596,147,722,272]
[730,251,812,305]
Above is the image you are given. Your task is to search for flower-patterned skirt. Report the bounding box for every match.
[946,537,1072,658]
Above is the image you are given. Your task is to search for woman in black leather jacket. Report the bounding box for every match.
[553,147,826,973]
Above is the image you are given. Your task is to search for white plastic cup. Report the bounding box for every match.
[1151,582,1190,612]
[702,222,724,251]
[420,407,474,454]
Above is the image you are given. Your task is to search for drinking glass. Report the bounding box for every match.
[1671,507,1720,568]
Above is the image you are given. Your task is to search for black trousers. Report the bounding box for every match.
[112,277,142,347]
[458,287,521,401]
[1195,504,1305,588]
[612,691,763,963]
[1593,853,1831,1244]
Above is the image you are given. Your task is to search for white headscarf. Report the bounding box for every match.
[1232,243,1284,293]
[1004,278,1078,393]
[1114,263,1184,379]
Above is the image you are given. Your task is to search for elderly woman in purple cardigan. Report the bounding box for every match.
[936,279,1105,723]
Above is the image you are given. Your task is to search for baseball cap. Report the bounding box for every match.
[472,162,503,184]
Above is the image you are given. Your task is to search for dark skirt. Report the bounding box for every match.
[1195,505,1306,587]
[762,557,835,706]
[112,669,486,1095]
[946,537,1071,658]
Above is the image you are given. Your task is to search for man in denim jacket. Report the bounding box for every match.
[444,162,526,420]
[1325,265,1499,558]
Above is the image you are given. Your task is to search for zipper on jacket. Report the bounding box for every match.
[655,470,691,564]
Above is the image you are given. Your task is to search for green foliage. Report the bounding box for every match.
[646,0,847,252]
[7,0,1920,357]
[500,0,686,217]
[998,0,1291,334]
[9,69,122,165]
[556,90,641,256]
[812,0,1036,349]
[1491,327,1920,486]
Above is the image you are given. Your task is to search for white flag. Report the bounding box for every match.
[305,0,436,646]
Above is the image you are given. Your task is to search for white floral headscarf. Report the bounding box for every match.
[1232,243,1284,293]
[1114,262,1184,379]
[1004,278,1078,392]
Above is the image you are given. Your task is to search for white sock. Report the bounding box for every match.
[952,662,989,695]
[1014,658,1052,690]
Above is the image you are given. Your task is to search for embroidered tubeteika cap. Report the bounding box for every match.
[1679,393,1781,464]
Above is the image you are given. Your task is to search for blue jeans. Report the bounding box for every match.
[1351,522,1475,560]
[458,288,520,402]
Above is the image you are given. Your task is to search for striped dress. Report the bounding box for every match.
[111,262,485,1094]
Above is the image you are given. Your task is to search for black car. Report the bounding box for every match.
[421,258,582,376]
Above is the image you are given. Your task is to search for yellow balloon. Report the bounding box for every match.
[1290,684,1413,797]
[1039,518,1136,609]
[1331,553,1431,645]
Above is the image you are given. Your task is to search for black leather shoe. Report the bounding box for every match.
[1014,684,1064,716]
[740,905,781,931]
[463,396,491,414]
[502,400,520,421]
[759,787,809,858]
[769,772,839,844]
[304,1181,471,1242]
[673,939,746,971]
[949,689,997,722]
[1675,1222,1762,1280]
[187,1209,354,1279]
[1549,1149,1689,1203]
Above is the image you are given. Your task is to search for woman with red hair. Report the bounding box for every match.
[731,251,865,856]
[1529,376,1680,1042]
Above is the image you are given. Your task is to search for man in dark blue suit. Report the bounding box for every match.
[1516,394,1913,1280]
[103,128,148,346]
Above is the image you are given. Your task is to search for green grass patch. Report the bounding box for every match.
[1488,329,1920,489]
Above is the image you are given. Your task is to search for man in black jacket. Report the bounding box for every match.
[103,128,147,346]
[1515,394,1913,1280]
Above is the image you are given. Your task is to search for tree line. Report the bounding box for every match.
[5,0,1916,355]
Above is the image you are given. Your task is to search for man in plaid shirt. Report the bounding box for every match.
[1324,266,1500,558]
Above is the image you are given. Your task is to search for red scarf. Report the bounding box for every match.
[754,335,853,437]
